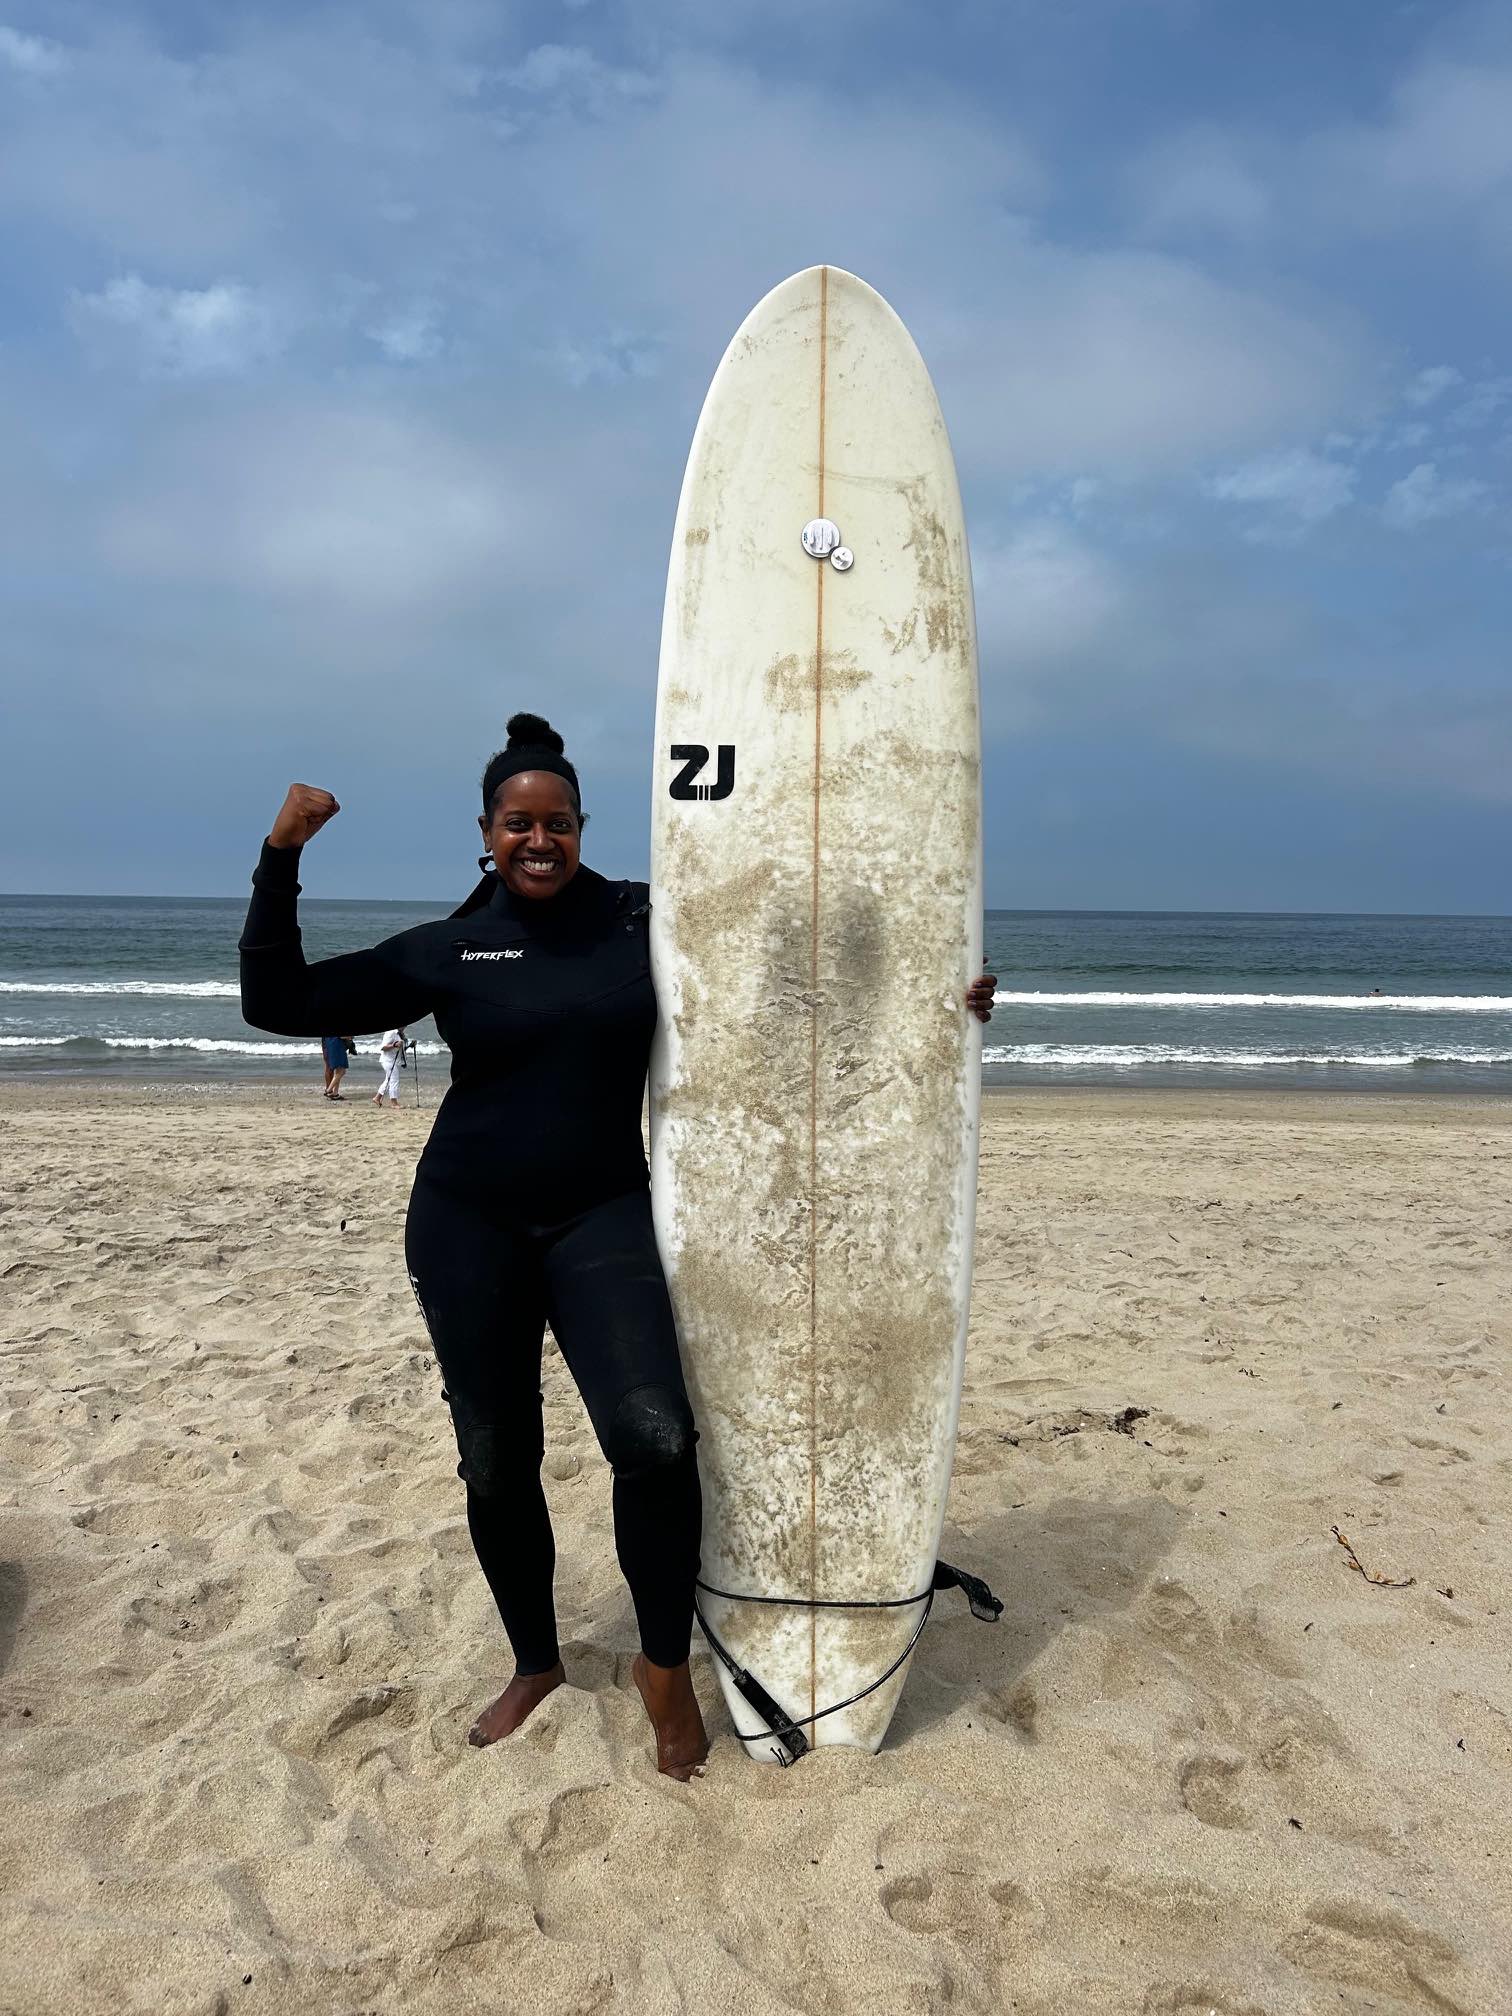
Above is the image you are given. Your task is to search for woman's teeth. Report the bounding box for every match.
[520,859,559,875]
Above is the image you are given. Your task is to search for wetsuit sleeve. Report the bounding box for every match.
[239,840,434,1037]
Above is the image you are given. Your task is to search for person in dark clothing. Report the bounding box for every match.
[320,1034,350,1099]
[239,713,710,1778]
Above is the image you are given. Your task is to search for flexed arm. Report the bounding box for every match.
[239,785,433,1037]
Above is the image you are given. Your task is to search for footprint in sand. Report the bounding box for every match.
[981,1678,1038,1737]
[511,1782,621,1869]
[1283,1899,1472,2016]
[321,1682,414,1745]
[880,1870,1044,1946]
[1072,1865,1223,1933]
[1142,1985,1271,2016]
[1222,1603,1305,1681]
[1177,1752,1250,1831]
[880,1873,935,1933]
[124,1575,243,1642]
[558,1638,617,1690]
[514,1782,704,1944]
[1142,1579,1213,1653]
[1252,1700,1352,1779]
[90,1442,218,1491]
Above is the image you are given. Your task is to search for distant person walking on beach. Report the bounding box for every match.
[321,1034,353,1099]
[374,1028,406,1107]
[239,714,997,1781]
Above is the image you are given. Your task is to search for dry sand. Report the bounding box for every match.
[2,1081,1510,2015]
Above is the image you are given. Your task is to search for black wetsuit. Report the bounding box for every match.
[239,842,700,1673]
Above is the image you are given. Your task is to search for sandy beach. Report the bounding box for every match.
[2,1081,1509,2015]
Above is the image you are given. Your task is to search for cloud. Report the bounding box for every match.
[499,42,654,110]
[974,523,1512,807]
[974,518,1126,726]
[1445,376,1511,432]
[1304,58,1512,238]
[1381,461,1492,530]
[1353,60,1512,204]
[1206,447,1356,529]
[1128,45,1512,257]
[1127,125,1272,241]
[933,246,1371,486]
[1404,364,1464,408]
[553,328,663,386]
[1065,477,1102,516]
[0,13,1365,493]
[365,303,444,364]
[72,274,285,375]
[99,403,522,607]
[0,23,64,75]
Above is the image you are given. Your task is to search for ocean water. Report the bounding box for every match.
[0,894,449,1088]
[980,910,1511,1092]
[1,895,1508,1093]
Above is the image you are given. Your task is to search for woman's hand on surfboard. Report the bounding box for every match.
[269,784,341,850]
[967,973,997,1024]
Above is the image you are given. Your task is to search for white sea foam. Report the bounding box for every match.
[982,1043,1512,1069]
[8,981,1505,1013]
[991,990,1512,1013]
[0,980,241,998]
[0,1034,449,1056]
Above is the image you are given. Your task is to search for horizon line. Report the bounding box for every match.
[2,890,1508,923]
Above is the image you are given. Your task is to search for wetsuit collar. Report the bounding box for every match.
[487,861,605,926]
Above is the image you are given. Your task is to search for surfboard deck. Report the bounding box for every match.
[649,266,981,1759]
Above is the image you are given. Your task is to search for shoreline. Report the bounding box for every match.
[2,1074,1510,1119]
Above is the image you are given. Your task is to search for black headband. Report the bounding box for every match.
[482,747,581,809]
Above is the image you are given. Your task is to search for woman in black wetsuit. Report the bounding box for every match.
[241,713,713,1776]
[241,712,998,1780]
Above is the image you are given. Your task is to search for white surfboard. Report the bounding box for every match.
[649,266,981,1760]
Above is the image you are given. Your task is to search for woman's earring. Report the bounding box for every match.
[477,853,497,875]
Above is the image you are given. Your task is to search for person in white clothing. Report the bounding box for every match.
[374,1027,406,1107]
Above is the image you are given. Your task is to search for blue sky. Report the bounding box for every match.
[2,0,1509,910]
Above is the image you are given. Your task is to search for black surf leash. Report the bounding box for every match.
[693,1560,1002,1766]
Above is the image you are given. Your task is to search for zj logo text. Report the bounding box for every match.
[669,744,735,801]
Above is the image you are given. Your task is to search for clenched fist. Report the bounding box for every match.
[269,784,341,850]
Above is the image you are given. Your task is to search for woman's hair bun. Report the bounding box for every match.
[505,712,565,754]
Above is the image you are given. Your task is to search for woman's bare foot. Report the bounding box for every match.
[467,1662,565,1747]
[632,1654,709,1781]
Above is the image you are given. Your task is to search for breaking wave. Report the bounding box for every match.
[992,990,1512,1013]
[0,979,242,998]
[0,1034,448,1056]
[982,1043,1512,1069]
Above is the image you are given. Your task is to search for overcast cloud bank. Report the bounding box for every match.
[2,0,1508,909]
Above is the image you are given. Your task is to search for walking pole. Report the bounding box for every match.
[410,1038,420,1110]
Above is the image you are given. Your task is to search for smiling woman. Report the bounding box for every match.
[237,711,711,1780]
